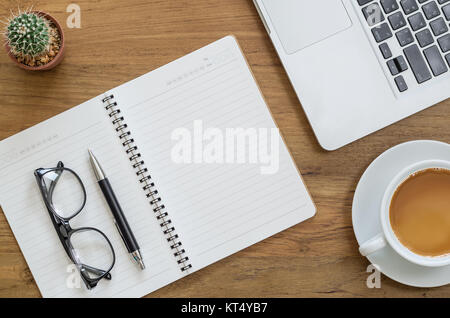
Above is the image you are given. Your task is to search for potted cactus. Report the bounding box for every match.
[3,10,65,70]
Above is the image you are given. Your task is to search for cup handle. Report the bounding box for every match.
[359,233,387,256]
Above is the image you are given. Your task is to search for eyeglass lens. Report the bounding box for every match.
[70,229,115,279]
[42,169,85,219]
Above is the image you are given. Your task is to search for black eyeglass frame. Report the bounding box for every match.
[34,161,116,290]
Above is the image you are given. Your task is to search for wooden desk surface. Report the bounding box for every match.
[0,0,449,297]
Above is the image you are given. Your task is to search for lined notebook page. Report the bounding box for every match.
[111,36,316,272]
[0,99,181,297]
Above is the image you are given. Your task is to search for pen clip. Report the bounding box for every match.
[114,220,131,252]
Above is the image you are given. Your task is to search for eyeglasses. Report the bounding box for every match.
[34,161,115,290]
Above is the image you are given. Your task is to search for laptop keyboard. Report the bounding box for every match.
[357,0,450,92]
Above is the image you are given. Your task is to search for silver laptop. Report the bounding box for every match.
[254,0,450,150]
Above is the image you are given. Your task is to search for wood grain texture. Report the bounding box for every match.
[0,0,449,298]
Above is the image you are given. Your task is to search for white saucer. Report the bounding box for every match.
[352,140,450,288]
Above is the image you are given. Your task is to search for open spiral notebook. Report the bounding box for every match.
[0,36,315,297]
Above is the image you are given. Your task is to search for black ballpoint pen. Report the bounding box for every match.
[88,149,145,270]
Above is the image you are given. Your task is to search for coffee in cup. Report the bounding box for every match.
[389,168,450,258]
[359,160,450,267]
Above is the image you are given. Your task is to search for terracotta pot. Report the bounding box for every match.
[4,11,65,71]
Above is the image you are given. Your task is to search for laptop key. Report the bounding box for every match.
[387,56,409,75]
[379,42,393,58]
[387,59,401,75]
[422,1,440,20]
[363,3,385,26]
[394,75,408,92]
[438,34,450,52]
[446,53,450,66]
[443,4,450,21]
[372,23,393,42]
[430,17,448,36]
[389,11,407,29]
[401,0,419,15]
[416,29,435,47]
[403,44,432,83]
[396,28,415,46]
[408,12,427,31]
[395,56,409,72]
[380,0,400,14]
[424,45,449,76]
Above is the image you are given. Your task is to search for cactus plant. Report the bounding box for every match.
[5,12,51,59]
[2,8,64,70]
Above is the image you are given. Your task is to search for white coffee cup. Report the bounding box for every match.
[359,159,450,267]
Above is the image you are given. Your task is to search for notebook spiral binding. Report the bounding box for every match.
[101,94,192,273]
